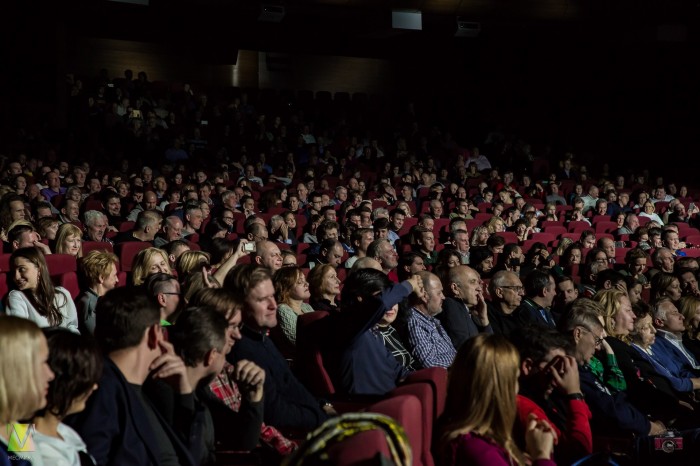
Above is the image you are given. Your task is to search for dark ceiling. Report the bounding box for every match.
[26,0,700,59]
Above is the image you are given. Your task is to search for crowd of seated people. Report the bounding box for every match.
[4,69,700,465]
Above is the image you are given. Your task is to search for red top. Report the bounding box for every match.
[442,432,556,466]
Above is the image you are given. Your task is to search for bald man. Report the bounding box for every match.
[254,240,283,272]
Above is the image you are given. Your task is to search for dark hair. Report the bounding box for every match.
[7,224,34,246]
[41,329,102,418]
[10,247,66,326]
[273,266,304,304]
[523,269,552,297]
[209,238,235,266]
[169,307,229,367]
[510,325,571,365]
[341,268,391,307]
[397,252,423,282]
[595,269,625,290]
[94,287,160,352]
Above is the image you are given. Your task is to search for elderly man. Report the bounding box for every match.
[112,210,162,244]
[651,297,700,375]
[616,213,640,236]
[127,191,160,222]
[83,210,112,244]
[487,270,525,337]
[650,247,675,279]
[406,271,456,368]
[154,215,184,247]
[438,265,493,349]
[451,229,470,265]
[253,240,283,272]
[367,238,399,276]
[597,237,616,265]
[580,185,599,214]
[182,204,204,237]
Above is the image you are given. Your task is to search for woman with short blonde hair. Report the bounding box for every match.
[131,247,171,286]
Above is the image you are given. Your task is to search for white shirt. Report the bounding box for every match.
[6,287,79,333]
[24,422,91,466]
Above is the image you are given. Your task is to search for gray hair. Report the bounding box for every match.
[83,210,106,226]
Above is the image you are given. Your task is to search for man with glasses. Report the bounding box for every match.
[487,270,525,337]
[515,270,558,328]
[562,301,668,441]
[145,273,181,326]
[437,265,493,350]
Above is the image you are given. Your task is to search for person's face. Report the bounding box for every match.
[665,232,680,251]
[430,203,443,217]
[515,223,528,237]
[602,239,615,259]
[391,214,405,232]
[17,231,41,249]
[409,257,427,274]
[8,163,22,175]
[291,273,310,301]
[35,335,55,411]
[360,212,372,228]
[419,232,435,252]
[629,257,646,276]
[200,203,211,218]
[102,263,119,291]
[454,233,470,254]
[635,315,656,348]
[656,188,666,200]
[576,324,605,364]
[628,284,642,305]
[187,209,204,229]
[107,198,121,216]
[665,278,683,301]
[681,271,699,296]
[63,234,81,257]
[613,295,635,336]
[378,242,399,270]
[424,279,446,316]
[244,279,278,329]
[261,244,283,271]
[661,302,685,333]
[457,268,483,307]
[166,220,183,241]
[15,176,27,191]
[498,277,524,310]
[582,235,595,249]
[568,248,582,264]
[86,216,107,242]
[322,268,341,296]
[13,257,40,291]
[65,202,80,222]
[380,303,400,326]
[289,197,300,211]
[556,279,578,305]
[147,254,170,275]
[44,222,59,240]
[657,251,674,272]
[9,200,25,221]
[47,172,60,189]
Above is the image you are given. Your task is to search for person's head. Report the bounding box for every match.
[624,248,648,278]
[94,287,162,358]
[341,267,392,309]
[679,296,700,339]
[254,240,283,272]
[447,265,483,307]
[224,264,277,331]
[176,250,210,280]
[678,268,700,297]
[554,275,579,307]
[134,210,163,242]
[184,206,204,231]
[367,238,399,273]
[79,250,119,294]
[650,271,682,303]
[597,237,615,260]
[489,270,524,312]
[442,335,524,463]
[594,288,635,340]
[83,210,108,242]
[273,266,310,305]
[0,317,54,424]
[397,252,426,281]
[511,326,572,396]
[523,270,556,307]
[131,247,172,286]
[169,307,230,379]
[8,223,41,251]
[38,329,102,419]
[35,217,60,242]
[561,299,606,364]
[55,222,83,257]
[308,263,340,302]
[162,216,184,242]
[652,297,686,334]
[579,230,596,249]
[412,271,445,317]
[10,247,65,323]
[652,247,675,273]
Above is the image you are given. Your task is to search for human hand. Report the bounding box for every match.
[150,340,193,394]
[33,240,52,256]
[471,290,489,326]
[550,355,581,395]
[649,421,667,436]
[525,414,556,460]
[407,275,426,300]
[234,359,265,403]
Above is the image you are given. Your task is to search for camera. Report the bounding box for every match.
[243,242,256,253]
[654,430,683,453]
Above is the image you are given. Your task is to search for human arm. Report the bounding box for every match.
[6,290,31,320]
[277,304,300,347]
[57,287,80,334]
[212,239,249,284]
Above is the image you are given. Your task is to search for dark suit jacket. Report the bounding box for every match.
[65,358,195,466]
[436,297,493,350]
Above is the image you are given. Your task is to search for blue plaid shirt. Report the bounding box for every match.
[407,308,457,368]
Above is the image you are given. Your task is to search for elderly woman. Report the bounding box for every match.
[639,201,664,226]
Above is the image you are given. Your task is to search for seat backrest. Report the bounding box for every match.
[82,241,114,255]
[45,254,78,275]
[52,271,80,300]
[296,311,334,396]
[115,242,151,272]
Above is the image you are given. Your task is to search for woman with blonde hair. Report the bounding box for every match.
[439,334,555,466]
[176,250,211,280]
[470,225,490,247]
[6,247,79,332]
[0,317,55,458]
[485,216,506,234]
[54,223,83,257]
[131,247,171,286]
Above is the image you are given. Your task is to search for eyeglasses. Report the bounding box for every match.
[578,326,604,347]
[160,291,181,296]
[499,285,524,293]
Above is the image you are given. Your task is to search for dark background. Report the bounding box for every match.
[4,0,700,178]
